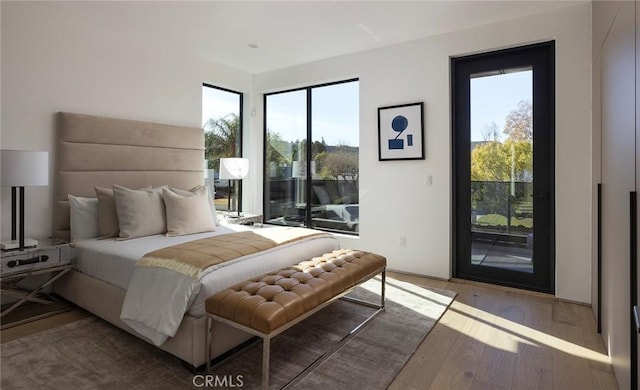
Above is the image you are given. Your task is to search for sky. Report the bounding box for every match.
[203,73,528,147]
[470,70,532,142]
[202,86,241,126]
[202,81,359,148]
[265,81,360,147]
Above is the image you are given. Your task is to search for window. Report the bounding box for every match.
[202,84,243,213]
[264,79,359,235]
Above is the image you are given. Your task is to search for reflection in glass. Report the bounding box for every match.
[264,90,308,226]
[264,80,359,234]
[310,82,359,233]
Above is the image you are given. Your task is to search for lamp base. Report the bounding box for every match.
[1,238,38,251]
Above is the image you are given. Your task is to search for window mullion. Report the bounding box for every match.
[305,87,313,228]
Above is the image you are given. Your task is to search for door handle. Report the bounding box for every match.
[532,192,548,200]
[634,306,640,333]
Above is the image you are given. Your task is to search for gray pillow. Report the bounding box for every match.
[162,187,216,236]
[170,185,219,225]
[113,185,168,240]
[95,185,151,239]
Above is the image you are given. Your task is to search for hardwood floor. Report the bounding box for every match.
[0,274,618,389]
[389,272,619,390]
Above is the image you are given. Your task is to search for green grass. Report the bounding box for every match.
[476,213,533,228]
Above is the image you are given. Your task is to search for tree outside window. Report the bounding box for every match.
[202,84,242,212]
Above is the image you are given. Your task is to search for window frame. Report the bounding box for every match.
[262,78,359,234]
[202,83,244,212]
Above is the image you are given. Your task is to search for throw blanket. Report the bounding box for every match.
[137,229,324,279]
[120,227,329,346]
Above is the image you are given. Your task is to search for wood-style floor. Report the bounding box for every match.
[389,273,619,390]
[0,273,618,389]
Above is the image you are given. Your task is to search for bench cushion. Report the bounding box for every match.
[205,249,386,334]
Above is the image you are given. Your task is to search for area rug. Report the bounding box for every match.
[1,276,456,390]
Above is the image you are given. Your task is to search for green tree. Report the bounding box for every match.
[471,141,510,181]
[471,101,533,216]
[471,140,532,182]
[471,100,533,182]
[319,148,359,181]
[290,139,327,162]
[265,130,290,179]
[203,114,240,170]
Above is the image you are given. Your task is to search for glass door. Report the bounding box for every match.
[470,69,534,273]
[452,42,555,293]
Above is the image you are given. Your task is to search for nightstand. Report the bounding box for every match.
[220,212,264,226]
[1,238,73,329]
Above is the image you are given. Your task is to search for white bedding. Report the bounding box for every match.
[72,225,339,344]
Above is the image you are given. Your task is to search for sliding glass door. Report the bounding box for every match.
[263,79,359,235]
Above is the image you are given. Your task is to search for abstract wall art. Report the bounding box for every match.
[377,102,425,161]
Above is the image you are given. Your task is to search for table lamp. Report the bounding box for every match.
[219,157,249,217]
[1,150,49,251]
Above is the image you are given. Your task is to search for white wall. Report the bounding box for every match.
[0,2,253,241]
[252,3,593,303]
[1,2,594,303]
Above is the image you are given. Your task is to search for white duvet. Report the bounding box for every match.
[73,225,339,346]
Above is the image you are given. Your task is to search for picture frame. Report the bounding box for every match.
[377,102,425,161]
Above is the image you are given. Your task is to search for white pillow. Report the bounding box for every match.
[113,185,167,240]
[162,187,216,236]
[170,185,219,225]
[68,195,99,242]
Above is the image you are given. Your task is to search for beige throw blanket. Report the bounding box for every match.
[137,228,325,279]
[121,226,334,346]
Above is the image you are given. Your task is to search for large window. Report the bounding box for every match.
[264,79,359,235]
[202,84,243,212]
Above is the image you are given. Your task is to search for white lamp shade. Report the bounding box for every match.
[219,158,249,180]
[1,150,49,187]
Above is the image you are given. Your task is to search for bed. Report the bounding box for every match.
[51,112,339,369]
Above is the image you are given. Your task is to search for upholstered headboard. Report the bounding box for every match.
[53,112,205,241]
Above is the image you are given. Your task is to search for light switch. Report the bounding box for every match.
[425,175,433,186]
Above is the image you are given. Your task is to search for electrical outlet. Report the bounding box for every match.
[400,236,407,247]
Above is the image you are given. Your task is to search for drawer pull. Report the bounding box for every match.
[7,255,49,268]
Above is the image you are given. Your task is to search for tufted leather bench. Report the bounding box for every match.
[205,249,386,389]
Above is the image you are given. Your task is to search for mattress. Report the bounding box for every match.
[72,225,339,317]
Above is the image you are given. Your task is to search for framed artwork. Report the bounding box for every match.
[377,102,425,161]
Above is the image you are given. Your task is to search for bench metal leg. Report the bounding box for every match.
[381,269,386,308]
[207,268,386,389]
[282,269,386,389]
[206,317,212,372]
[262,337,270,390]
[340,269,386,310]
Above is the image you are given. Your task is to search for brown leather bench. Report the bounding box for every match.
[205,249,386,389]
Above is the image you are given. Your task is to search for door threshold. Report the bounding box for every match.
[450,277,555,300]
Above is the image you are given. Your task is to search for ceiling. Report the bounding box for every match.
[46,1,583,74]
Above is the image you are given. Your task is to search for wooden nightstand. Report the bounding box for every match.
[0,238,73,329]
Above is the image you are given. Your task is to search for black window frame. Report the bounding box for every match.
[202,83,244,212]
[263,78,359,234]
